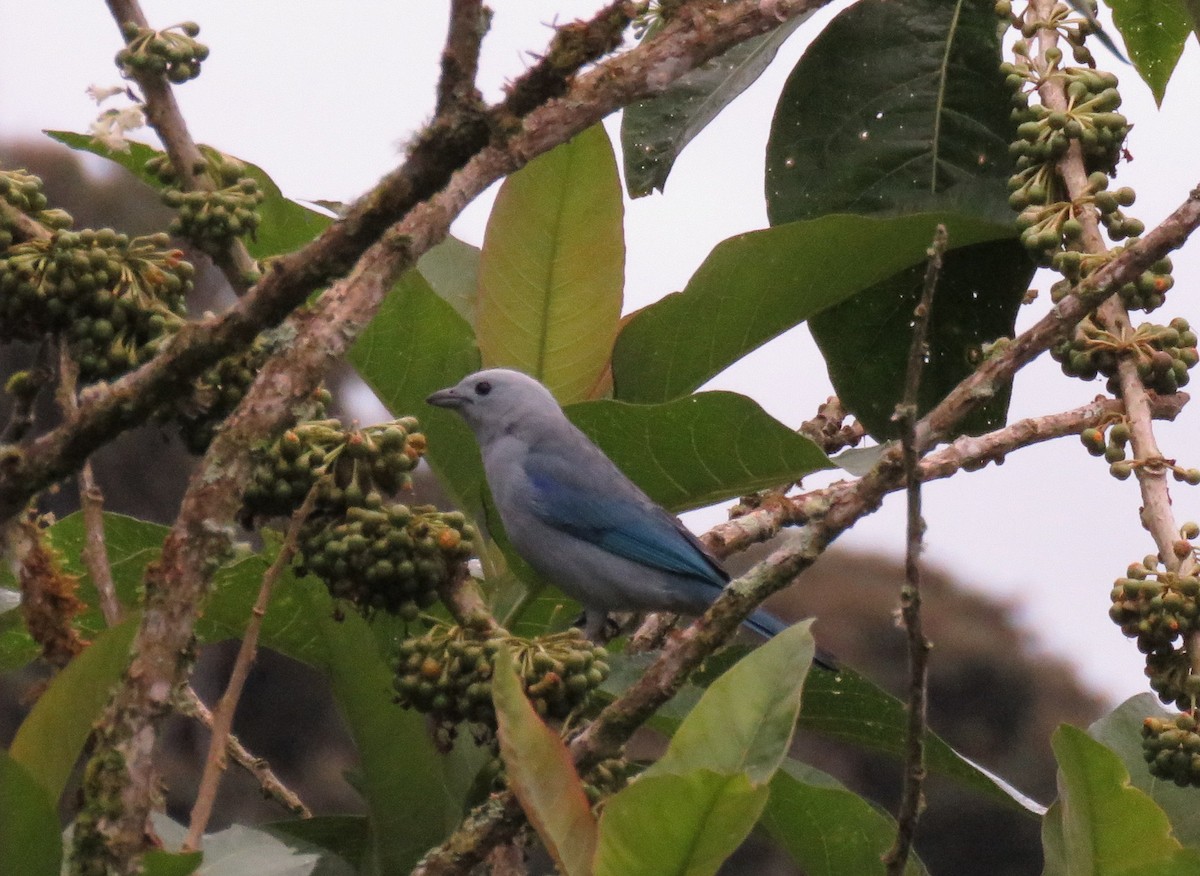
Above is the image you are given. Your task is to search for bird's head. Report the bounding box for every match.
[426,368,563,443]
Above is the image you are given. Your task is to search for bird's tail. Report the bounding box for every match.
[743,608,838,671]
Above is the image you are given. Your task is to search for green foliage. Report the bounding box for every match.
[762,762,927,876]
[493,646,596,876]
[476,124,624,403]
[611,212,1016,408]
[9,617,139,802]
[47,132,330,260]
[1107,0,1193,106]
[620,15,810,197]
[1041,725,1200,876]
[566,391,831,512]
[593,622,813,875]
[0,750,62,876]
[307,593,450,875]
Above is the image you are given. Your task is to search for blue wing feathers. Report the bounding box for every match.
[524,450,726,586]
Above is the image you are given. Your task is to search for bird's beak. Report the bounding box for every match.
[426,387,466,409]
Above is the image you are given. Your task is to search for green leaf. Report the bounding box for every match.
[809,238,1031,438]
[265,816,368,874]
[611,212,1016,404]
[566,391,831,513]
[310,591,448,875]
[1108,0,1192,106]
[764,0,1015,224]
[417,235,481,323]
[762,761,927,876]
[647,620,814,783]
[348,268,483,512]
[0,512,162,672]
[46,131,331,259]
[1050,724,1185,873]
[621,15,810,197]
[799,665,1045,815]
[9,616,139,802]
[141,851,203,876]
[1089,694,1200,847]
[595,770,768,876]
[0,750,61,876]
[493,646,596,876]
[200,552,328,666]
[476,124,624,403]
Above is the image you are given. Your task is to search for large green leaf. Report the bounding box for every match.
[764,0,1014,225]
[621,15,810,197]
[348,268,483,513]
[309,591,448,875]
[611,212,1016,404]
[417,236,481,323]
[1089,694,1200,848]
[1049,724,1199,874]
[47,131,330,260]
[0,750,61,876]
[762,761,927,876]
[566,391,831,513]
[809,238,1031,438]
[9,616,139,801]
[593,770,768,876]
[476,124,624,403]
[265,816,368,874]
[798,665,1044,815]
[493,647,596,876]
[1108,0,1192,106]
[647,620,813,783]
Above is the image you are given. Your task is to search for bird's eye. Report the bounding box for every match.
[474,380,492,396]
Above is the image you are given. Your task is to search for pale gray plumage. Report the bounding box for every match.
[426,368,787,640]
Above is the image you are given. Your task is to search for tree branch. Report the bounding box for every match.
[66,2,832,870]
[183,486,318,849]
[882,224,945,876]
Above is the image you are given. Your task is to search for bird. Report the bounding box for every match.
[427,367,831,665]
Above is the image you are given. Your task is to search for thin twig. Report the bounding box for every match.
[103,0,258,293]
[56,346,124,627]
[175,687,311,819]
[882,225,946,875]
[183,485,320,849]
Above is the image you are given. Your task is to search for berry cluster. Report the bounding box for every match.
[242,419,424,520]
[298,503,473,619]
[145,149,264,255]
[241,418,474,616]
[393,624,610,745]
[1049,248,1174,314]
[1052,317,1197,399]
[1110,548,1200,711]
[116,21,209,84]
[1142,713,1200,787]
[0,169,72,249]
[0,229,192,383]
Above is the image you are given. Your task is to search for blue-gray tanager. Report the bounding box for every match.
[426,368,798,644]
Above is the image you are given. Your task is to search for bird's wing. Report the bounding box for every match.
[523,444,728,587]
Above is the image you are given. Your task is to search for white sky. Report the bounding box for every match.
[2,2,1199,705]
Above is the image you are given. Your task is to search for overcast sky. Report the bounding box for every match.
[3,2,1199,705]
